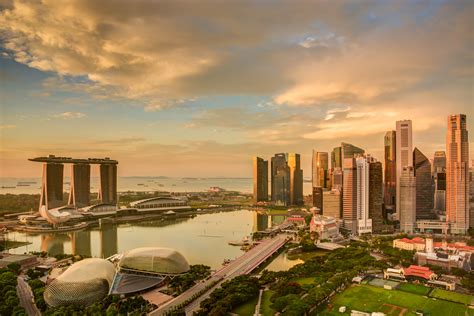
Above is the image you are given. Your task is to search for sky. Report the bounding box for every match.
[0,0,473,178]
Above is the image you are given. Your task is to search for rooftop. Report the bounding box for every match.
[29,155,118,164]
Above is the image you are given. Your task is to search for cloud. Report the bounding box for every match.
[0,124,16,129]
[52,112,86,120]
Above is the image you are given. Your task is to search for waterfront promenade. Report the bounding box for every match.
[149,234,288,315]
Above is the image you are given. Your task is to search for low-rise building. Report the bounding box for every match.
[310,215,341,241]
[0,253,38,268]
[129,197,191,213]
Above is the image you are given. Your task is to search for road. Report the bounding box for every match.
[150,235,288,316]
[17,276,41,316]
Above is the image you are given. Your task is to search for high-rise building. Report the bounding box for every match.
[413,148,434,219]
[433,151,447,213]
[331,147,342,169]
[384,131,396,210]
[98,164,118,205]
[312,186,323,211]
[312,151,329,188]
[469,161,474,229]
[271,153,290,206]
[369,160,384,233]
[253,157,268,203]
[356,156,372,235]
[343,157,357,233]
[433,151,446,173]
[342,142,365,162]
[399,166,416,233]
[323,189,342,220]
[288,153,303,205]
[332,168,343,191]
[39,163,64,210]
[396,120,413,219]
[446,114,469,234]
[68,163,91,208]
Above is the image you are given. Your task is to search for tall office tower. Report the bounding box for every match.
[433,151,447,213]
[323,189,342,220]
[369,160,384,233]
[312,151,329,188]
[433,151,446,173]
[331,147,342,169]
[271,153,290,206]
[98,164,118,205]
[384,131,397,209]
[332,168,343,191]
[446,114,469,234]
[312,186,323,211]
[355,156,372,235]
[399,167,416,233]
[39,163,64,210]
[253,157,268,203]
[343,158,357,233]
[396,120,413,219]
[68,163,91,208]
[288,153,303,205]
[342,142,365,161]
[414,148,434,219]
[469,162,474,229]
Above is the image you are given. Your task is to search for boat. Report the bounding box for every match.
[17,181,37,184]
[1,186,16,189]
[228,236,252,246]
[16,184,30,187]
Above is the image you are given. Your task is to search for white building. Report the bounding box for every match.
[356,156,372,235]
[399,166,416,233]
[396,120,413,220]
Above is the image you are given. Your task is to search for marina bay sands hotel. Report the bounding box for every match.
[29,155,118,210]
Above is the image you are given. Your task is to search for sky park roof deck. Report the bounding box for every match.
[29,155,118,164]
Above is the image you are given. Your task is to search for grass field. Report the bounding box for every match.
[231,296,258,315]
[260,290,276,316]
[293,276,317,285]
[320,284,474,316]
[430,288,474,305]
[397,283,431,296]
[287,249,328,261]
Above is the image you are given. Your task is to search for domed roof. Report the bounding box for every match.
[119,247,190,275]
[44,258,115,307]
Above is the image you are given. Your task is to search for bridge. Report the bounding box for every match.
[149,234,288,316]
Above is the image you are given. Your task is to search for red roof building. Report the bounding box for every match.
[403,265,436,280]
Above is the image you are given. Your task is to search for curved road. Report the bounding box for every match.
[17,276,41,316]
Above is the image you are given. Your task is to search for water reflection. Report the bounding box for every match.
[7,210,299,270]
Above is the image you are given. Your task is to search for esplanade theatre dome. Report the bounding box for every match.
[118,247,190,275]
[44,258,115,307]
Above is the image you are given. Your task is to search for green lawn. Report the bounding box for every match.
[231,296,258,315]
[293,277,317,285]
[260,290,276,316]
[320,285,474,316]
[397,283,431,296]
[430,288,474,305]
[287,250,328,261]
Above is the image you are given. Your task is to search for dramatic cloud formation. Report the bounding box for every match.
[0,0,473,177]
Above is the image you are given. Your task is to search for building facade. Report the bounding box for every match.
[369,160,384,233]
[396,120,413,220]
[384,131,397,210]
[39,163,64,210]
[323,189,342,220]
[99,164,118,205]
[312,186,323,211]
[253,157,268,203]
[343,157,357,233]
[414,147,434,219]
[312,151,329,189]
[288,153,303,205]
[355,156,372,235]
[68,163,91,208]
[399,166,416,233]
[271,153,290,206]
[446,114,469,234]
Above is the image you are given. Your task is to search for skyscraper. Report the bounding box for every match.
[433,151,446,173]
[271,153,290,206]
[343,157,357,233]
[469,161,474,229]
[68,163,91,208]
[414,148,434,219]
[323,189,342,220]
[288,153,303,205]
[342,142,365,162]
[433,151,447,213]
[312,151,329,188]
[356,156,372,235]
[369,160,384,233]
[331,147,342,169]
[253,157,268,203]
[332,168,343,191]
[98,164,118,205]
[446,114,469,234]
[39,163,64,210]
[384,131,396,210]
[312,186,323,211]
[399,166,416,233]
[396,120,413,219]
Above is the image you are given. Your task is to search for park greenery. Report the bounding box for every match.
[195,275,260,316]
[169,264,211,294]
[0,265,26,316]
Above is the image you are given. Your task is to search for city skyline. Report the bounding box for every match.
[1,1,473,178]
